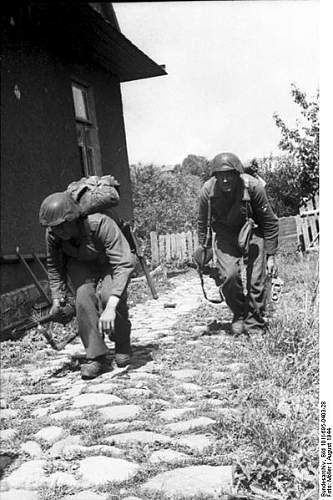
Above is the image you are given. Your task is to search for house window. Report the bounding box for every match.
[71,82,102,177]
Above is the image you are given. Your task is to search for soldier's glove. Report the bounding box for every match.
[192,246,213,270]
[50,298,75,325]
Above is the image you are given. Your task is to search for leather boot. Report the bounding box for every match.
[81,355,108,379]
[115,340,132,368]
[231,315,245,336]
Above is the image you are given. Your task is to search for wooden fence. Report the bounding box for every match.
[150,230,199,266]
[150,196,319,265]
[296,195,319,251]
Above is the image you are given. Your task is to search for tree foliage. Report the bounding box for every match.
[174,154,211,182]
[273,84,319,201]
[258,156,302,217]
[130,164,202,244]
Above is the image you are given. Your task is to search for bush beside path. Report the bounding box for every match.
[0,255,319,500]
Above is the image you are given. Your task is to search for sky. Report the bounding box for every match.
[114,0,319,167]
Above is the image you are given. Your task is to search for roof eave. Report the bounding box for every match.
[85,4,167,82]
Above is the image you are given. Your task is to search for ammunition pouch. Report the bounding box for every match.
[192,246,213,269]
[238,218,256,256]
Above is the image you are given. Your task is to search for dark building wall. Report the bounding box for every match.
[1,33,133,293]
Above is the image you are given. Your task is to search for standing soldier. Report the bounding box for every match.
[195,152,279,336]
[39,192,135,379]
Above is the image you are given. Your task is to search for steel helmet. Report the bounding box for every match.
[39,192,82,227]
[210,152,244,175]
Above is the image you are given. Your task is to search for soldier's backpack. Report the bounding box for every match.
[66,175,120,218]
[66,174,134,250]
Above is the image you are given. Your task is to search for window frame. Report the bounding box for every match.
[71,79,102,177]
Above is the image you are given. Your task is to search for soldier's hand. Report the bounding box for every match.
[50,298,75,325]
[50,299,63,322]
[267,255,278,278]
[99,308,117,334]
[98,296,120,335]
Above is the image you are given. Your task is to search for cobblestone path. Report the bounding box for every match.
[0,271,247,499]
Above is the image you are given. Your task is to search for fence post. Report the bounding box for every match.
[165,234,171,262]
[193,231,199,250]
[158,234,165,263]
[301,216,311,250]
[170,233,177,259]
[150,232,159,266]
[308,214,317,246]
[186,231,193,260]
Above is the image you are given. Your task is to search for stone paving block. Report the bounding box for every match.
[122,497,144,500]
[5,460,47,489]
[0,479,9,492]
[149,449,192,465]
[34,426,65,445]
[141,465,233,497]
[191,325,208,338]
[98,405,142,422]
[0,490,40,500]
[149,398,171,408]
[170,369,200,381]
[176,382,203,393]
[63,492,109,500]
[0,429,18,441]
[79,456,139,486]
[0,369,26,383]
[62,343,86,357]
[225,362,248,373]
[20,441,43,459]
[104,421,133,434]
[107,431,172,446]
[20,394,59,403]
[212,371,230,381]
[0,409,19,420]
[64,384,87,398]
[85,382,119,393]
[123,388,153,398]
[135,361,163,373]
[97,366,130,380]
[129,372,159,381]
[45,471,78,488]
[31,408,49,418]
[72,393,123,408]
[158,336,176,345]
[175,434,214,453]
[164,416,216,434]
[215,408,242,419]
[47,435,83,458]
[201,399,226,407]
[48,409,83,422]
[49,379,72,389]
[158,408,192,422]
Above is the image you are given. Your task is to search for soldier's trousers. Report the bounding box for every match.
[67,259,131,359]
[214,231,267,333]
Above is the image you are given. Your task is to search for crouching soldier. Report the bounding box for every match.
[39,192,135,379]
[195,152,279,336]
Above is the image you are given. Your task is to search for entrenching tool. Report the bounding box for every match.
[2,248,77,350]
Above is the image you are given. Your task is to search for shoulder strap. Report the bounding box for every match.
[240,173,252,221]
[203,178,216,249]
